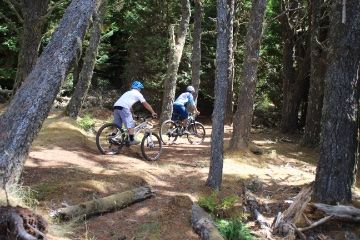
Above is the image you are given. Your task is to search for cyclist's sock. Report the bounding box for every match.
[129,135,134,141]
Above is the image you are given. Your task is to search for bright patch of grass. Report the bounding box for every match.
[77,114,95,132]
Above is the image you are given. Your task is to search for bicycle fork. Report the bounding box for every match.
[145,132,155,148]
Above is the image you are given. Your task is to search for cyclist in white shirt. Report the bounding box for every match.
[113,81,157,145]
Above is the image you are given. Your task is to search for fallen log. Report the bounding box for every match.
[312,203,360,222]
[243,187,272,239]
[0,206,47,240]
[191,204,224,240]
[51,186,153,220]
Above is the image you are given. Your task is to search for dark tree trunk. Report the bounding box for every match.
[280,8,297,132]
[72,58,83,90]
[0,0,97,187]
[160,0,191,123]
[67,0,106,118]
[206,0,234,190]
[303,0,328,147]
[12,0,50,95]
[191,0,203,102]
[279,0,310,133]
[313,0,360,204]
[229,0,267,149]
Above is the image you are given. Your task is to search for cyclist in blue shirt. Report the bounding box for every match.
[172,86,200,132]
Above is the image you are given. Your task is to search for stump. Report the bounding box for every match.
[0,206,47,240]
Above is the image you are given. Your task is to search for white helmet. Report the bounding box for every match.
[186,85,195,93]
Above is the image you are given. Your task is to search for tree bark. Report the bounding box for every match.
[67,0,106,118]
[160,0,191,123]
[206,0,234,190]
[12,0,50,95]
[302,0,328,147]
[0,0,98,187]
[191,0,203,103]
[313,0,360,204]
[229,0,267,150]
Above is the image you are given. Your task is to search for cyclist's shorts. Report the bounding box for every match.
[114,107,135,129]
[172,104,188,120]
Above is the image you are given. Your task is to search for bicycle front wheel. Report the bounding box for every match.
[187,122,206,145]
[141,132,162,161]
[96,123,124,155]
[159,120,178,145]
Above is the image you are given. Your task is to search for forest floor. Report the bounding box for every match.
[2,105,360,240]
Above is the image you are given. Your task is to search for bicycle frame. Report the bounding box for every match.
[119,118,153,141]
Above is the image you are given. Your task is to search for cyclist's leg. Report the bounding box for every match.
[113,109,123,128]
[120,108,138,144]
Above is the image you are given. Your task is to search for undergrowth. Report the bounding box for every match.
[198,191,255,240]
[77,114,96,132]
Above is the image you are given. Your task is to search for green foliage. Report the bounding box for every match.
[216,218,255,240]
[198,191,254,240]
[77,114,96,132]
[198,191,218,214]
[198,191,242,219]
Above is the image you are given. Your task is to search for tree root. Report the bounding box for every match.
[0,206,47,240]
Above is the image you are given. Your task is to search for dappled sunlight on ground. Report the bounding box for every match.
[8,112,356,239]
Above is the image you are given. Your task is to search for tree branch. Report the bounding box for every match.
[272,7,304,21]
[41,0,68,21]
[0,11,20,34]
[4,0,23,23]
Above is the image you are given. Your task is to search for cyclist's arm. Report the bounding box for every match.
[191,104,200,115]
[142,101,157,117]
[187,95,200,115]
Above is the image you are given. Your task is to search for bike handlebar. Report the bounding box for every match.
[134,115,157,122]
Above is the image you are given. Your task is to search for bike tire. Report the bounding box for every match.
[187,122,206,145]
[141,132,162,161]
[96,123,124,155]
[159,120,178,145]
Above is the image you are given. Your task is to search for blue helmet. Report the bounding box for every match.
[131,80,144,90]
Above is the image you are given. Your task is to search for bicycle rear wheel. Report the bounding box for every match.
[141,132,162,161]
[159,120,178,145]
[187,122,206,145]
[96,123,124,155]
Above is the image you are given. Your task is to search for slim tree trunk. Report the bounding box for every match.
[206,0,234,190]
[0,0,97,187]
[313,0,360,204]
[303,0,328,147]
[229,0,267,150]
[67,0,106,118]
[160,0,191,123]
[191,0,203,103]
[12,0,50,95]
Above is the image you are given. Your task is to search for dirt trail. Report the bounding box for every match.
[13,110,358,239]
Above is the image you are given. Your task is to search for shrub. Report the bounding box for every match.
[198,192,244,219]
[216,218,255,240]
[77,114,95,132]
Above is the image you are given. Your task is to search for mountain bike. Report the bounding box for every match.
[159,113,206,145]
[96,116,162,161]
